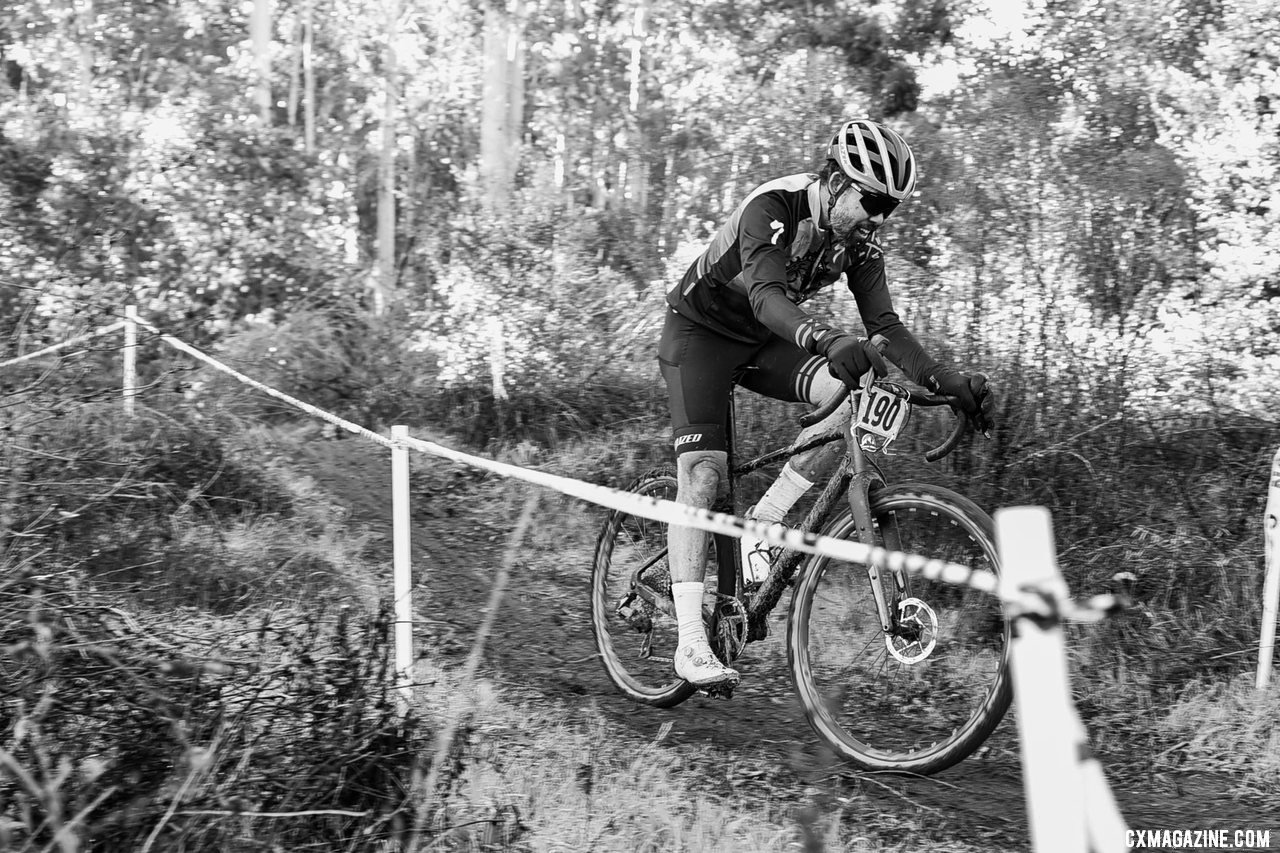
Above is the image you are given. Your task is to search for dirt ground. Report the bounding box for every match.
[290,435,1278,852]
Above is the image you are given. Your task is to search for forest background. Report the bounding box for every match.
[1,0,1279,850]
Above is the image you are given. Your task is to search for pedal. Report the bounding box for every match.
[694,680,738,700]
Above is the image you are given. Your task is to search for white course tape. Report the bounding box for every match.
[143,321,396,450]
[399,433,997,593]
[142,318,995,590]
[0,321,128,368]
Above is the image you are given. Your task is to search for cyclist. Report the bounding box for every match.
[660,118,995,688]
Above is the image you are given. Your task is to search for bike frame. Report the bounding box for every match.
[713,387,911,646]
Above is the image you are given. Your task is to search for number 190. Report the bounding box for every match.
[866,394,902,430]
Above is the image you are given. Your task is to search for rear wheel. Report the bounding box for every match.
[590,468,697,707]
[787,483,1011,774]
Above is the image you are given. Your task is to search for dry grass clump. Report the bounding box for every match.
[1157,676,1280,793]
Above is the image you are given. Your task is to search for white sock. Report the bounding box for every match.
[752,463,814,523]
[672,581,708,650]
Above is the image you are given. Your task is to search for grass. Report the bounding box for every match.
[1157,675,1280,792]
[400,675,923,853]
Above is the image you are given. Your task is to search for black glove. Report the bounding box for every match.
[928,369,996,434]
[821,335,889,389]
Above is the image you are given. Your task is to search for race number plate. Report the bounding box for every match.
[854,382,910,453]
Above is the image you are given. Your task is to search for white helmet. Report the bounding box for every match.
[826,119,918,202]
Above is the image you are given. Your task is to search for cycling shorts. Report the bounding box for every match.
[658,308,829,456]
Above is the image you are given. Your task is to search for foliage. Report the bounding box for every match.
[0,573,433,851]
[1,388,293,577]
[187,299,438,427]
[412,201,667,444]
[1,362,402,616]
[0,390,456,850]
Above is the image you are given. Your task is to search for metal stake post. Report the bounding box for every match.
[123,305,138,416]
[1258,447,1280,690]
[391,425,415,710]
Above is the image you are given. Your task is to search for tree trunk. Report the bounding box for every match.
[480,3,506,204]
[479,0,525,209]
[302,0,316,150]
[285,0,315,151]
[553,131,567,193]
[374,0,400,315]
[507,5,525,158]
[489,317,508,401]
[721,150,741,214]
[658,148,676,254]
[804,44,818,158]
[287,15,300,126]
[74,0,94,107]
[251,0,274,123]
[627,1,647,218]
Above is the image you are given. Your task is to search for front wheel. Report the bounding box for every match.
[787,483,1012,775]
[589,468,697,707]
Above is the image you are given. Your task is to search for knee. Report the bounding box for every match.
[676,451,728,506]
[806,367,845,407]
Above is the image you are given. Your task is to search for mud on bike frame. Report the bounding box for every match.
[707,375,970,646]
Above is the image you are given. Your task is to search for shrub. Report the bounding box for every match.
[0,573,433,852]
[185,300,440,429]
[2,398,292,576]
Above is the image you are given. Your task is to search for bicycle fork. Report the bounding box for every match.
[844,451,912,635]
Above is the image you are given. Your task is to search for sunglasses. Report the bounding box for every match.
[856,188,899,219]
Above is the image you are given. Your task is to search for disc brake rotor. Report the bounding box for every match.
[885,597,939,664]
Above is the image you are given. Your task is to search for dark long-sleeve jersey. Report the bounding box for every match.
[665,173,942,386]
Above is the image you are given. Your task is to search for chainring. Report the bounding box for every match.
[707,593,749,665]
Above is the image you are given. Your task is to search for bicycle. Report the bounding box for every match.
[589,369,1012,775]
